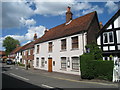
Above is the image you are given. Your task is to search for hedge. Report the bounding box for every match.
[80,54,114,81]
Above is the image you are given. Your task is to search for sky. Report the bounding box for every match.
[0,0,120,51]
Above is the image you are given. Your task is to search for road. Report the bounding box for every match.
[1,62,119,90]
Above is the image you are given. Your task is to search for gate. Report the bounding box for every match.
[113,57,120,82]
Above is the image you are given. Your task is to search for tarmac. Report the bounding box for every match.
[18,65,119,87]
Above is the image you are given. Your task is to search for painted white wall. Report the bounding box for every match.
[116,30,120,43]
[15,52,22,63]
[107,24,112,29]
[114,16,120,28]
[34,33,87,75]
[97,36,101,45]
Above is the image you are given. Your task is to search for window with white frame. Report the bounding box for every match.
[103,32,114,44]
[36,45,39,54]
[36,58,39,67]
[72,57,79,70]
[61,39,66,50]
[41,57,45,67]
[61,57,67,69]
[72,36,79,49]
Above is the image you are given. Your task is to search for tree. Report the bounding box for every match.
[3,36,20,56]
[85,41,102,60]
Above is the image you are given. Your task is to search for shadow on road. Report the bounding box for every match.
[2,73,64,90]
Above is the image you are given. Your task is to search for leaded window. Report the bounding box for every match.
[61,57,66,69]
[72,57,79,70]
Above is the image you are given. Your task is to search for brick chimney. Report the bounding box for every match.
[66,6,73,23]
[99,22,103,29]
[34,33,37,40]
[44,28,48,34]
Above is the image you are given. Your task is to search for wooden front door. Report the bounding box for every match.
[48,58,52,72]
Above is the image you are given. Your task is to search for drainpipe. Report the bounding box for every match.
[82,31,85,54]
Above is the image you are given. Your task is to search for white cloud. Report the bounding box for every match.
[82,5,104,15]
[2,1,34,28]
[33,1,104,16]
[105,1,118,14]
[25,25,45,40]
[0,25,46,50]
[20,17,36,27]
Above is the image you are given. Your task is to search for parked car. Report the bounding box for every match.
[6,59,15,65]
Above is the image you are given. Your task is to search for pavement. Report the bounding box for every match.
[18,65,118,86]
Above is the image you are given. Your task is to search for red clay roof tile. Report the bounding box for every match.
[35,11,96,44]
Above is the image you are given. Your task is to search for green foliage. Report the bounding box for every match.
[80,42,114,81]
[94,60,114,81]
[85,42,102,60]
[80,54,114,81]
[3,36,20,56]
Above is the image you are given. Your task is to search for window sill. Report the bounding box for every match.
[48,51,52,53]
[71,69,79,72]
[60,68,67,71]
[60,49,67,52]
[71,48,79,51]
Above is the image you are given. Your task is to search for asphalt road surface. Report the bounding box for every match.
[1,62,119,90]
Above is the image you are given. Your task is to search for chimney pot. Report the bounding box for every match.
[99,22,103,29]
[66,6,73,23]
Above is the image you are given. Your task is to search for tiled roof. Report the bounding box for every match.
[21,41,35,51]
[35,11,96,44]
[0,51,5,55]
[10,46,23,54]
[97,9,120,37]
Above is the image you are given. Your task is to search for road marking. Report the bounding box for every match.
[16,68,18,70]
[10,73,29,81]
[44,75,118,87]
[41,84,54,88]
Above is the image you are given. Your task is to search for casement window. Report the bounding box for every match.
[48,42,52,52]
[72,36,79,49]
[41,57,45,67]
[103,32,114,44]
[72,57,79,70]
[109,32,114,42]
[61,39,66,50]
[36,58,39,67]
[36,45,39,54]
[61,57,67,69]
[103,33,108,43]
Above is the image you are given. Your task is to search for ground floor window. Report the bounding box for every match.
[61,57,66,69]
[72,57,79,70]
[41,57,45,67]
[36,58,39,67]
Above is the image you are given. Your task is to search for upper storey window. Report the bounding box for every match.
[103,32,114,44]
[72,36,78,49]
[36,45,39,54]
[61,39,66,51]
[48,42,52,52]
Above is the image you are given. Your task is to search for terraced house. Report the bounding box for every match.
[33,7,100,75]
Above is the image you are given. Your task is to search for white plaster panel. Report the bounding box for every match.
[114,16,120,28]
[107,24,112,29]
[109,46,115,50]
[103,46,108,51]
[116,30,120,43]
[118,45,120,50]
[97,36,101,45]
